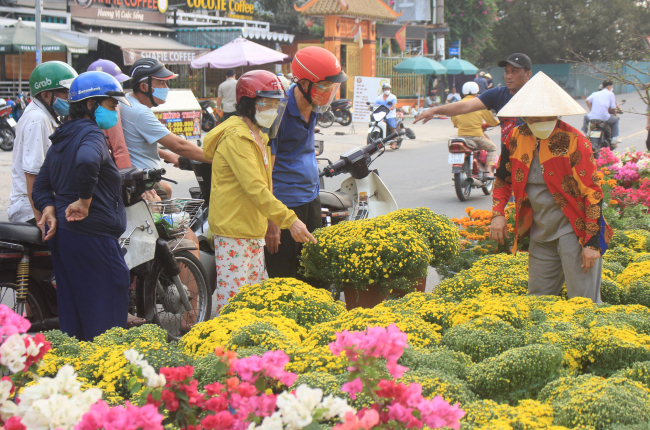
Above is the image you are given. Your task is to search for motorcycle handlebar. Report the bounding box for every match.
[319,129,405,178]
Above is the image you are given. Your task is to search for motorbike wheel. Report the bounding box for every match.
[143,250,211,341]
[368,131,382,145]
[0,282,51,324]
[0,127,15,151]
[340,109,352,126]
[201,114,216,132]
[454,159,472,202]
[482,178,494,195]
[318,111,335,128]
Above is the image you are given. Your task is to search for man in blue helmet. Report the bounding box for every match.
[32,71,132,341]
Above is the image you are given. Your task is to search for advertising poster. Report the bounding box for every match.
[352,76,391,123]
[151,90,202,140]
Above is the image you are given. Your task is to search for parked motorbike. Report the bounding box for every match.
[0,168,211,340]
[200,99,217,132]
[320,105,414,224]
[318,99,352,128]
[0,98,16,151]
[448,129,495,202]
[587,101,625,157]
[366,102,414,149]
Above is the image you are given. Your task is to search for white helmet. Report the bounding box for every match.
[0,98,6,107]
[462,81,479,95]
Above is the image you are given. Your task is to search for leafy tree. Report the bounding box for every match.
[482,0,650,65]
[445,0,499,65]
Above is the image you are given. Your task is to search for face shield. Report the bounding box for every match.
[255,97,288,139]
[306,80,341,113]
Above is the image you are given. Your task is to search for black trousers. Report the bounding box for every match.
[646,128,650,152]
[265,196,321,279]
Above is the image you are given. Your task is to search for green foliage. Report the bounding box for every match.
[614,361,650,389]
[621,279,650,308]
[444,0,499,65]
[441,317,525,363]
[467,344,564,401]
[193,354,228,389]
[398,346,473,379]
[604,261,626,278]
[605,204,650,232]
[604,246,639,268]
[601,278,623,305]
[401,369,477,406]
[291,372,342,397]
[226,322,298,351]
[482,0,650,65]
[44,330,80,354]
[539,375,650,429]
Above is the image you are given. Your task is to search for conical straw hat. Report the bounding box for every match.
[496,71,586,117]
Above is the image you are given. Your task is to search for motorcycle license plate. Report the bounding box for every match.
[206,107,213,114]
[589,130,602,138]
[448,153,465,164]
[7,118,16,127]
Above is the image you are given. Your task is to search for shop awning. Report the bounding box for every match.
[0,22,88,54]
[73,18,173,33]
[241,28,295,44]
[175,27,295,51]
[83,31,209,65]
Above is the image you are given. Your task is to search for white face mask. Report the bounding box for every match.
[384,90,391,96]
[526,120,557,140]
[255,109,278,128]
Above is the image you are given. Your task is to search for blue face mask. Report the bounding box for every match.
[94,105,119,130]
[152,87,169,102]
[53,97,69,116]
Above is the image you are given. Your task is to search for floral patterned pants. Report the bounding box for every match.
[214,236,266,313]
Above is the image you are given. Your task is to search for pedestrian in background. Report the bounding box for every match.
[217,69,238,122]
[87,59,133,169]
[473,71,489,94]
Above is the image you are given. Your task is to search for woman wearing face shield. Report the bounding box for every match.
[31,71,132,340]
[202,70,317,313]
[489,72,613,303]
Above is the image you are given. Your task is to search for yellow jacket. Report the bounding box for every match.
[203,116,297,239]
[451,95,500,137]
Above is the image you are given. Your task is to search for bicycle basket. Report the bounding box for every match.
[148,198,204,237]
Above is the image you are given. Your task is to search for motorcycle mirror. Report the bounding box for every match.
[620,100,626,105]
[405,128,416,139]
[366,102,371,105]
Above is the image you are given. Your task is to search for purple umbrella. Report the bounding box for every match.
[190,37,290,69]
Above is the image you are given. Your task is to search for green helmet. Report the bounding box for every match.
[29,61,78,96]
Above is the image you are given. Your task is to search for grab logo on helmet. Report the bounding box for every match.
[33,78,52,90]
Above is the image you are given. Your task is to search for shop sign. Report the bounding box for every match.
[352,76,390,123]
[123,48,209,65]
[186,0,255,18]
[73,0,168,14]
[155,111,202,139]
[71,5,167,23]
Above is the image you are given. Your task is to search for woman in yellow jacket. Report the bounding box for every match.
[203,70,316,312]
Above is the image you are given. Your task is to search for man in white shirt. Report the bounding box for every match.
[8,61,77,225]
[446,87,461,103]
[217,69,237,121]
[583,80,621,143]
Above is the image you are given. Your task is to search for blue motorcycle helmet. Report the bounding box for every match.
[69,71,131,106]
[68,71,131,129]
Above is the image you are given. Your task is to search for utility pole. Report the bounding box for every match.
[35,0,42,65]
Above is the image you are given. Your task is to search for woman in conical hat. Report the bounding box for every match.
[489,72,613,303]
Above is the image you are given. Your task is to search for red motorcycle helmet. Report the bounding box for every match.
[236,70,287,138]
[292,46,348,113]
[236,70,285,103]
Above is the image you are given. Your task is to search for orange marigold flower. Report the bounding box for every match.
[465,207,474,213]
[609,200,618,205]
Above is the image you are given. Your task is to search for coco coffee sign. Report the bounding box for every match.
[75,0,168,13]
[186,0,255,19]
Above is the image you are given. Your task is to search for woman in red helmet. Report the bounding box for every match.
[265,46,347,280]
[202,70,316,312]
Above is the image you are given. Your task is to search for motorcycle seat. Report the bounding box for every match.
[320,190,353,211]
[0,222,43,246]
[199,100,211,109]
[330,99,349,108]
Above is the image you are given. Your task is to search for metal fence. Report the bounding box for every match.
[376,57,427,98]
[486,61,650,98]
[0,81,29,99]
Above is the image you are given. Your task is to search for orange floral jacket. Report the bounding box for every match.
[492,120,613,254]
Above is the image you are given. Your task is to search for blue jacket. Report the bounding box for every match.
[32,119,126,240]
